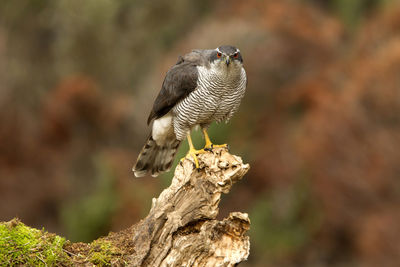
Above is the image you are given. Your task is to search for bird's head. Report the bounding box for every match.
[210,45,243,69]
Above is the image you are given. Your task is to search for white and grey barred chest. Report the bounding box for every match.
[172,65,247,140]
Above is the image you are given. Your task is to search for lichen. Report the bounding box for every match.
[0,218,70,266]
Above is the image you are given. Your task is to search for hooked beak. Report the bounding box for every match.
[225,56,231,66]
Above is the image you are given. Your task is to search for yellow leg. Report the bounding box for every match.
[181,133,204,168]
[203,128,213,148]
[202,128,228,150]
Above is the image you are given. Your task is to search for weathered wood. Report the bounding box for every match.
[128,148,250,266]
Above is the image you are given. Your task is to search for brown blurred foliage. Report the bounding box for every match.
[232,1,400,266]
[1,0,399,266]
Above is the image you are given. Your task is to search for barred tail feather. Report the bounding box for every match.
[133,135,180,177]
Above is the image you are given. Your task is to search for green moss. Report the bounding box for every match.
[89,239,123,266]
[0,218,70,266]
[0,218,128,266]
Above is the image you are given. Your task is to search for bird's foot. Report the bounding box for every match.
[203,143,229,152]
[181,147,206,169]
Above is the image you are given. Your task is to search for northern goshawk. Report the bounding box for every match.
[133,45,247,177]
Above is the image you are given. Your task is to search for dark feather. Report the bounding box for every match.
[147,52,200,124]
[133,134,181,177]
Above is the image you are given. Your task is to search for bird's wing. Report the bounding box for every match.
[147,51,200,124]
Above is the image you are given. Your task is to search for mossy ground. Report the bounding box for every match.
[0,218,128,266]
[0,218,70,266]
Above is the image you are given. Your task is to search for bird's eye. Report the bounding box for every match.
[233,52,239,58]
[217,52,222,58]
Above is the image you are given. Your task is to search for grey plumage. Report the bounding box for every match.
[133,45,247,177]
[134,134,180,177]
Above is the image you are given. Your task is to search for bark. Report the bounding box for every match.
[127,148,250,266]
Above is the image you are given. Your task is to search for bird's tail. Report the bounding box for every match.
[133,134,181,177]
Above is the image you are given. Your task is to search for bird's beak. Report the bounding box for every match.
[225,56,231,66]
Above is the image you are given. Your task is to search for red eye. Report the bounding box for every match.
[217,52,222,58]
[233,52,238,58]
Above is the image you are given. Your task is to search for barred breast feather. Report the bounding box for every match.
[172,65,247,140]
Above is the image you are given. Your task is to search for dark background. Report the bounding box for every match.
[1,0,400,266]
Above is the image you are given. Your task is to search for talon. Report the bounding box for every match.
[202,128,229,151]
[184,133,205,169]
[181,149,202,169]
[210,143,229,149]
[204,143,229,151]
[204,147,213,152]
[184,129,230,170]
[191,152,200,169]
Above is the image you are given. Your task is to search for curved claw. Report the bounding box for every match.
[180,148,205,169]
[203,147,213,152]
[188,149,200,169]
[204,143,229,152]
[202,128,229,152]
[182,134,205,169]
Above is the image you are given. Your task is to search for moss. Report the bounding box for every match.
[0,218,70,266]
[89,239,124,266]
[0,218,128,266]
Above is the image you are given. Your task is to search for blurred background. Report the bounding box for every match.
[1,0,400,266]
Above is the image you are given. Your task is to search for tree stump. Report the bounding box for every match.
[62,148,251,266]
[124,148,251,266]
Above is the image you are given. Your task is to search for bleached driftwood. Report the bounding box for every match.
[127,148,250,266]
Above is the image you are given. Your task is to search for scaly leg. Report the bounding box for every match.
[181,133,205,168]
[202,128,228,151]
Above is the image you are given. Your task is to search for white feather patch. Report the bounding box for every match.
[152,113,173,146]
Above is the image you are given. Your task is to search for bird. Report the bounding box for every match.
[133,45,247,177]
